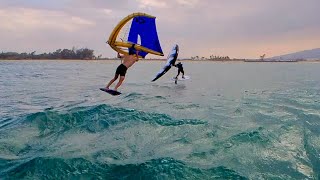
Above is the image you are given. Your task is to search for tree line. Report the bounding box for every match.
[0,48,95,60]
[191,55,230,60]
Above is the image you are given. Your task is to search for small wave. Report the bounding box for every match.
[173,104,200,110]
[18,104,205,136]
[228,127,271,145]
[153,95,166,100]
[123,92,143,98]
[0,118,16,129]
[122,92,144,102]
[3,157,247,179]
[0,104,208,178]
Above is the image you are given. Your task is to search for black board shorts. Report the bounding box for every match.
[116,64,128,76]
[178,69,184,74]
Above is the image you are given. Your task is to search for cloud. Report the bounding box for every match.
[176,0,199,6]
[0,7,100,54]
[0,0,320,58]
[137,0,167,8]
[0,8,95,33]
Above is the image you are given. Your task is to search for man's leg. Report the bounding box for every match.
[175,71,180,79]
[175,71,181,84]
[106,74,119,89]
[114,76,125,91]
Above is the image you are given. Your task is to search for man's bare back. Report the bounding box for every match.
[122,53,139,68]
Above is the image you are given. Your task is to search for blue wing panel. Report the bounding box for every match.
[127,16,163,58]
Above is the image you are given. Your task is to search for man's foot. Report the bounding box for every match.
[105,87,110,89]
[182,76,185,79]
[175,79,177,84]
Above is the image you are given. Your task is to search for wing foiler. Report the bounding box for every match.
[152,44,179,81]
[107,12,164,58]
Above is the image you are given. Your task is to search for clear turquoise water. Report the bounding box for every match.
[0,60,320,179]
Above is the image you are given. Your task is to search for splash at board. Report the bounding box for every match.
[171,75,190,81]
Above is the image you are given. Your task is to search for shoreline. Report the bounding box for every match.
[1,59,320,63]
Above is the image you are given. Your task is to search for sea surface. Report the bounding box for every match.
[0,60,320,179]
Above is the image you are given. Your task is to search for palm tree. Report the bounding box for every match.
[260,54,266,61]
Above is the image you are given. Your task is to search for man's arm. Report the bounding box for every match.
[117,53,123,58]
[135,51,139,61]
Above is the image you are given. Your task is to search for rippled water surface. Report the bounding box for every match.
[1,60,320,179]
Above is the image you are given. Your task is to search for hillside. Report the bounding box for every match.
[270,48,320,60]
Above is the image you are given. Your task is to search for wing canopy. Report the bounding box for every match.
[108,13,164,58]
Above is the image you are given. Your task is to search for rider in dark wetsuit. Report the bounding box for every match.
[173,62,185,84]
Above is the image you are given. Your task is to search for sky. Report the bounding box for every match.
[0,0,320,59]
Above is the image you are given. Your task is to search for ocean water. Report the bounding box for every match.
[0,60,320,179]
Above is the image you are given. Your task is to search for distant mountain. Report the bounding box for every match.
[270,48,320,60]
